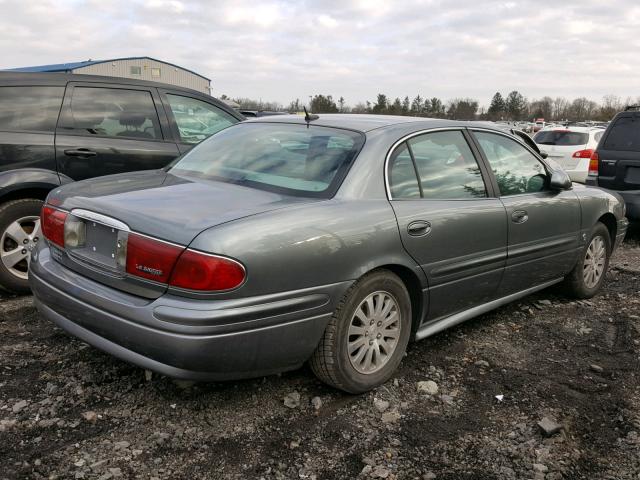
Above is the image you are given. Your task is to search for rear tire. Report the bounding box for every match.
[310,270,412,393]
[562,222,611,299]
[0,199,44,293]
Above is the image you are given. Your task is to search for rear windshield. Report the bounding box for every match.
[534,130,588,146]
[169,123,365,197]
[603,116,640,152]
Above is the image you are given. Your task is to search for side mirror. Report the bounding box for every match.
[549,170,572,191]
[539,150,548,159]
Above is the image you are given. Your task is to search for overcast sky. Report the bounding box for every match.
[1,0,639,107]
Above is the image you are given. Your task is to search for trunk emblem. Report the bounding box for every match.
[135,264,163,276]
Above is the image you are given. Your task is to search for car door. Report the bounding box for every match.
[470,129,581,295]
[159,90,242,154]
[388,129,507,322]
[55,82,180,181]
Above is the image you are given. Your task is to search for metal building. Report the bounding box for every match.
[7,56,211,94]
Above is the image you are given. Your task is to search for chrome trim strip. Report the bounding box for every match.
[414,278,563,340]
[70,209,130,232]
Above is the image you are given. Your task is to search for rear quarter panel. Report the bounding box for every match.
[573,183,625,232]
[187,199,425,299]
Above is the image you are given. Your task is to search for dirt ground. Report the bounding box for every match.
[1,224,639,480]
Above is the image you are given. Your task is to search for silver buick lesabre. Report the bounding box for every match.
[30,115,628,393]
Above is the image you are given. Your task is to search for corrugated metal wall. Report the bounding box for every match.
[72,58,210,94]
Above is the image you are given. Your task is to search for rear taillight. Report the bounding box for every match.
[41,206,67,248]
[572,148,594,159]
[588,151,600,176]
[125,233,183,283]
[170,250,246,291]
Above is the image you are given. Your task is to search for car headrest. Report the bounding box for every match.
[118,110,148,128]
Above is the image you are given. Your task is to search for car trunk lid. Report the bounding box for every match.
[46,170,319,298]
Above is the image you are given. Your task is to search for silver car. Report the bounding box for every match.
[30,115,628,393]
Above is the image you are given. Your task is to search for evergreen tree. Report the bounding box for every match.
[401,96,410,115]
[505,90,527,120]
[487,92,505,120]
[410,95,423,116]
[372,94,388,114]
[310,95,339,113]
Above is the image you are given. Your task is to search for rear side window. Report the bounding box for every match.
[388,143,420,199]
[0,86,64,132]
[534,130,588,146]
[408,131,487,199]
[69,87,161,140]
[166,94,238,144]
[603,117,640,151]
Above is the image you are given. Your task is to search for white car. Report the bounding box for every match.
[533,126,605,183]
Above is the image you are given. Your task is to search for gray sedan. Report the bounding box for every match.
[30,115,628,393]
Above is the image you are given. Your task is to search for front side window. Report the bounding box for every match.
[0,86,64,132]
[408,130,487,199]
[69,87,161,140]
[166,94,238,144]
[475,131,548,196]
[170,123,364,197]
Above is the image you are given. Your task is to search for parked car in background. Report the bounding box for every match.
[0,72,244,292]
[239,110,288,118]
[30,115,627,393]
[534,126,605,183]
[587,106,640,220]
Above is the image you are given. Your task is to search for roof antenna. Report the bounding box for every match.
[304,106,319,125]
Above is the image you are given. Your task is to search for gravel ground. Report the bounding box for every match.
[1,224,639,480]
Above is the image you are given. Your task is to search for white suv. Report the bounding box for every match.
[533,126,605,183]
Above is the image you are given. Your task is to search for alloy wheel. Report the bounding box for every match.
[583,235,606,289]
[347,291,401,375]
[1,215,41,280]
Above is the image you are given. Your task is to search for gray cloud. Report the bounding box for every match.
[1,0,639,106]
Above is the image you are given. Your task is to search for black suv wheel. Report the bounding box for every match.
[0,199,44,293]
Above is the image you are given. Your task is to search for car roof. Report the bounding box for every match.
[243,113,504,133]
[0,71,211,98]
[537,125,603,133]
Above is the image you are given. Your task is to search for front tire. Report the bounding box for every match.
[310,270,412,393]
[0,199,44,293]
[562,222,611,299]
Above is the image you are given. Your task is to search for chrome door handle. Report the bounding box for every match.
[511,210,528,224]
[407,220,432,236]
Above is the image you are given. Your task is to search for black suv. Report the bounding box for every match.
[0,72,244,292]
[587,106,640,221]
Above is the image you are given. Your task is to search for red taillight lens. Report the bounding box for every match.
[41,206,67,247]
[169,249,245,291]
[572,148,594,159]
[588,151,600,176]
[125,233,184,283]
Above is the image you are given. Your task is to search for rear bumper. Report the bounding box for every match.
[30,244,350,381]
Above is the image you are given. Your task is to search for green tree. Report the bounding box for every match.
[372,94,388,114]
[446,98,479,120]
[487,92,505,120]
[426,97,445,117]
[410,95,423,116]
[310,94,339,113]
[401,96,410,115]
[505,90,527,120]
